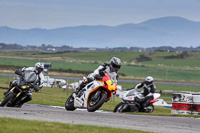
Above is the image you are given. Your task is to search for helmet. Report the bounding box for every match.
[110,57,121,72]
[145,76,154,85]
[34,62,44,73]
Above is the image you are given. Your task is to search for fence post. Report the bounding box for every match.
[7,74,10,84]
[113,94,116,101]
[66,80,69,96]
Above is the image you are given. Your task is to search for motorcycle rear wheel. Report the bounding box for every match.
[144,104,154,113]
[87,91,107,112]
[0,92,15,107]
[65,93,76,111]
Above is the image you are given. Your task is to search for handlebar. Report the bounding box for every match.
[26,83,39,92]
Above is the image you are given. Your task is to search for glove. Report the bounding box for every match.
[33,85,40,92]
[94,74,101,79]
[99,71,105,76]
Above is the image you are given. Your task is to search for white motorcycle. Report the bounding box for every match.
[114,89,160,113]
[65,73,117,112]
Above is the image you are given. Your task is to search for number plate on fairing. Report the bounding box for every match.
[124,96,135,101]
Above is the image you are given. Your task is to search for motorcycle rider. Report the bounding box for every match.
[131,76,156,107]
[75,57,121,95]
[4,62,45,107]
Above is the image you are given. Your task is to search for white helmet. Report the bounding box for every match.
[35,62,44,73]
[145,76,154,84]
[110,57,121,72]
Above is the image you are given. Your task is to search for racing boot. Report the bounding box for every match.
[75,77,88,96]
[16,95,32,108]
[142,98,151,107]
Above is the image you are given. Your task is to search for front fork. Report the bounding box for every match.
[5,87,22,105]
[9,87,22,98]
[121,102,128,110]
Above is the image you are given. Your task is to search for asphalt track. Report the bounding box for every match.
[0,104,200,133]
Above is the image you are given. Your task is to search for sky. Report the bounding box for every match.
[0,0,200,29]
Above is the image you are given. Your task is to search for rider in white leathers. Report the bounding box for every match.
[4,62,44,107]
[76,57,121,94]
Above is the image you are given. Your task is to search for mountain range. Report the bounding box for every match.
[0,16,200,48]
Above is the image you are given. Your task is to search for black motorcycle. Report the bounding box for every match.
[0,70,39,107]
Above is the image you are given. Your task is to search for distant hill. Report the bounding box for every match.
[0,16,200,47]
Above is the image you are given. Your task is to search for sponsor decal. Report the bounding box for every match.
[127,97,133,100]
[91,84,95,90]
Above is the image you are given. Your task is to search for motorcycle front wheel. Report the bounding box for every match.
[113,102,126,113]
[87,91,107,112]
[0,92,15,107]
[65,93,76,111]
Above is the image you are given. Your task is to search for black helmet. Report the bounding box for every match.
[110,57,121,72]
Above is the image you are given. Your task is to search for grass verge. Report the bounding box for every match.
[0,117,150,133]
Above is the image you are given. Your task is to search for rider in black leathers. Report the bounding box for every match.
[130,76,156,107]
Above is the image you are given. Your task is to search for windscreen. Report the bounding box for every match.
[24,71,37,83]
[126,90,136,97]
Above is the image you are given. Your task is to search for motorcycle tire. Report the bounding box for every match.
[87,91,107,112]
[144,104,154,113]
[113,102,125,113]
[65,93,76,111]
[0,92,15,107]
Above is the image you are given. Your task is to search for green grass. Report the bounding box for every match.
[0,50,200,82]
[140,58,200,69]
[0,117,150,133]
[0,57,98,73]
[0,51,141,64]
[0,57,200,82]
[1,51,200,69]
[0,77,10,84]
[120,65,200,81]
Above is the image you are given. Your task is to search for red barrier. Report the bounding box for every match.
[172,103,200,111]
[171,93,200,115]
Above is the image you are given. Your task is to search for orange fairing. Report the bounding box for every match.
[87,74,117,105]
[105,79,116,91]
[102,73,116,91]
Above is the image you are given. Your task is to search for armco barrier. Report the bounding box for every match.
[171,93,200,115]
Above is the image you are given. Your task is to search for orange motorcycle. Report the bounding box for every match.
[65,73,117,112]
